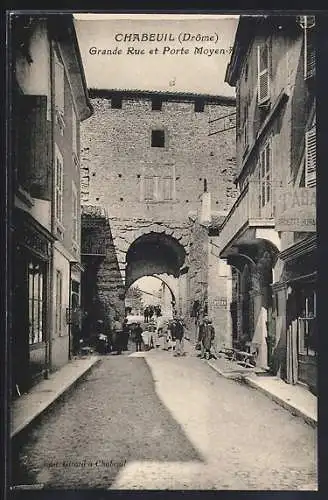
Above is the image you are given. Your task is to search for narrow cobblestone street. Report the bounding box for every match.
[12,344,317,490]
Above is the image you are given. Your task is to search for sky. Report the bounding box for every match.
[74,14,239,96]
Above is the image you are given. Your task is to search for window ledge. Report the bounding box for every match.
[144,199,178,204]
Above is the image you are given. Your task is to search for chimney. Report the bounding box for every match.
[199,178,211,225]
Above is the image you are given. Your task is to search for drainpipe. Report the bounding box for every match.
[46,27,56,377]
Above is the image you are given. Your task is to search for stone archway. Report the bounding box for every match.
[125,231,186,290]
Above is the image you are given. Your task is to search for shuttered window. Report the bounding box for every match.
[304,18,315,80]
[28,261,45,344]
[72,182,78,242]
[257,42,270,105]
[243,102,249,151]
[144,176,154,200]
[162,177,173,200]
[55,147,64,222]
[54,50,65,114]
[15,94,50,198]
[259,141,272,208]
[305,125,316,187]
[72,106,77,155]
[55,270,63,336]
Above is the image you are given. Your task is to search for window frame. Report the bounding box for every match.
[54,48,65,116]
[28,260,46,345]
[258,139,272,209]
[304,16,315,80]
[305,123,316,188]
[55,269,63,336]
[257,40,271,106]
[72,182,79,244]
[55,145,64,225]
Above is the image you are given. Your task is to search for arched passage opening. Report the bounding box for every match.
[125,274,177,320]
[125,232,186,290]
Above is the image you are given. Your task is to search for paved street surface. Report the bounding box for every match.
[12,346,317,490]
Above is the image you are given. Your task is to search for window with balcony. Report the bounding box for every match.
[257,41,270,105]
[305,124,316,188]
[259,140,272,209]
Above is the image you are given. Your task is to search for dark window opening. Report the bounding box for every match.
[152,97,162,111]
[111,96,122,109]
[195,100,205,112]
[151,129,165,147]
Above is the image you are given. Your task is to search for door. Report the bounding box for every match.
[297,289,317,393]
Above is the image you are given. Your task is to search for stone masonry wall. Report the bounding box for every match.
[80,95,237,221]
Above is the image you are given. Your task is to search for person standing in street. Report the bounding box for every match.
[112,316,123,355]
[122,318,130,351]
[134,322,143,352]
[173,316,186,357]
[199,316,215,360]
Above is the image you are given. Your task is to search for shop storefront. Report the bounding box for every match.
[12,209,54,395]
[273,235,317,394]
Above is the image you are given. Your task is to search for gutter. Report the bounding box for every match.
[47,26,56,376]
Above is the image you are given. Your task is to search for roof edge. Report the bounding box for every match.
[88,88,236,105]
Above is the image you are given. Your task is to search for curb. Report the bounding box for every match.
[206,360,317,428]
[242,375,317,428]
[11,357,101,439]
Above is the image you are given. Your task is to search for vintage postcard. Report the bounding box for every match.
[7,11,317,492]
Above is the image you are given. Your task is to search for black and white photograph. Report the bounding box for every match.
[7,11,317,491]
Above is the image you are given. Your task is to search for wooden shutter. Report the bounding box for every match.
[144,177,154,200]
[17,94,49,198]
[304,22,315,80]
[305,125,316,187]
[163,177,173,200]
[54,52,65,114]
[257,44,270,105]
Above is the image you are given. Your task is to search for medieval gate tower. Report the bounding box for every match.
[80,89,237,334]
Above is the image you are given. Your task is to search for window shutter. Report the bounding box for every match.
[163,177,173,200]
[305,125,316,187]
[17,95,49,198]
[144,177,154,200]
[257,45,270,105]
[54,52,65,114]
[304,23,315,80]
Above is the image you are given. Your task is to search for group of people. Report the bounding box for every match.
[143,305,161,323]
[91,312,216,360]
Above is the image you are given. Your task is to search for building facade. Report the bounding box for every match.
[10,14,92,394]
[222,15,316,392]
[80,90,238,342]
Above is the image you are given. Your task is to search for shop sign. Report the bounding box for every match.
[275,187,316,232]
